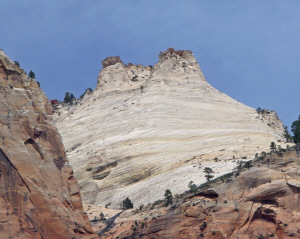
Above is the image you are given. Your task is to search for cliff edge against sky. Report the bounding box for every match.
[0,50,96,239]
[54,48,286,208]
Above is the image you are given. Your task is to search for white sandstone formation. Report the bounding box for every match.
[54,48,285,208]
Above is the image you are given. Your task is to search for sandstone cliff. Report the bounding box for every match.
[0,50,96,238]
[99,149,300,239]
[54,48,286,208]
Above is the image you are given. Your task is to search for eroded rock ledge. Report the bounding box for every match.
[99,150,300,239]
[102,56,123,68]
[95,48,205,93]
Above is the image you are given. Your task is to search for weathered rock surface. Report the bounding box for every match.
[54,48,286,208]
[0,50,96,238]
[99,150,300,239]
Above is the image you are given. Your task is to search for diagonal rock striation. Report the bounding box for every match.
[54,48,286,208]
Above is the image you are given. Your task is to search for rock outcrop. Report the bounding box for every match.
[0,50,96,238]
[99,149,300,239]
[54,48,286,208]
[102,56,123,68]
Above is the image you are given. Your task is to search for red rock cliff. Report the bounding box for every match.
[0,50,97,238]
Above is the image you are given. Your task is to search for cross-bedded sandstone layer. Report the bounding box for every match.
[55,48,286,208]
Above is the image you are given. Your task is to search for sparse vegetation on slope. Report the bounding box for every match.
[122,197,133,209]
[292,115,300,147]
[28,70,35,79]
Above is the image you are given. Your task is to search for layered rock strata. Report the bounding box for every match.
[0,50,96,238]
[100,149,300,238]
[55,48,285,208]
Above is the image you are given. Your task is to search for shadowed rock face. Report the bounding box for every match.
[0,50,96,239]
[99,150,300,239]
[55,48,285,209]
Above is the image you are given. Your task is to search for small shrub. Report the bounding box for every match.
[122,197,133,209]
[244,161,252,169]
[28,70,35,79]
[164,189,173,206]
[200,222,207,231]
[284,126,292,142]
[212,230,216,235]
[291,115,300,147]
[64,92,71,103]
[256,107,262,113]
[80,88,93,99]
[270,142,277,152]
[204,167,214,181]
[14,61,20,67]
[188,181,197,195]
[64,92,75,104]
[100,212,106,221]
[90,216,100,223]
[153,199,163,206]
[130,75,138,82]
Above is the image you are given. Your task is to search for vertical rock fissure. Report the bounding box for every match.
[0,148,31,193]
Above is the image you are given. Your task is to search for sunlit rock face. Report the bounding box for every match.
[54,48,285,208]
[99,150,300,239]
[0,50,95,239]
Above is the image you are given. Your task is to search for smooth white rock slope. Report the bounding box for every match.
[54,48,285,208]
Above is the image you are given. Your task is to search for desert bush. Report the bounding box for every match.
[122,197,133,209]
[188,181,197,195]
[29,70,35,79]
[164,189,173,206]
[204,167,214,181]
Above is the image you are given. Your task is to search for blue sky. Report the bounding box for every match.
[1,1,299,128]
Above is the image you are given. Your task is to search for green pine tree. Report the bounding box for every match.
[164,189,173,206]
[283,126,292,142]
[292,115,300,148]
[188,181,197,195]
[270,142,276,152]
[122,197,133,209]
[14,61,20,67]
[28,70,35,79]
[204,167,214,181]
